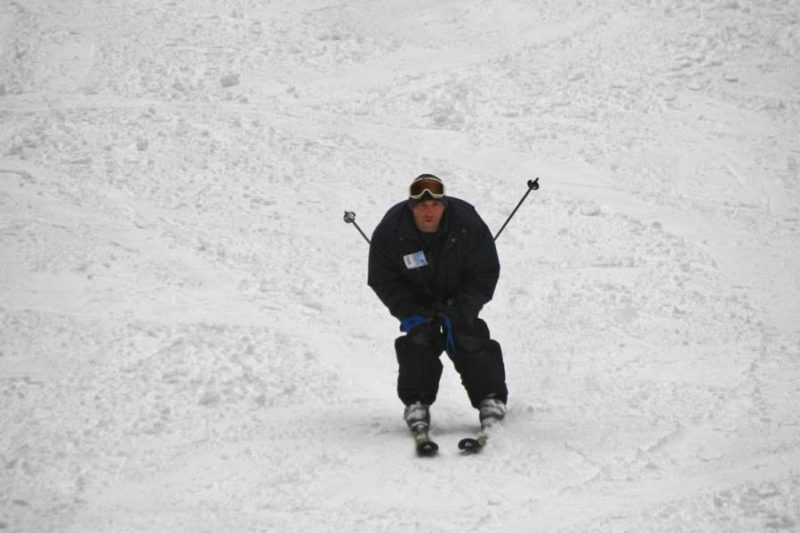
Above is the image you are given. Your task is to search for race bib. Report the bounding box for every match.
[403,250,428,269]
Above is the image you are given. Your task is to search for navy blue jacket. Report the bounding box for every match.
[368,197,500,322]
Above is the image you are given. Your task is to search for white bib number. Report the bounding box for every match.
[403,251,428,269]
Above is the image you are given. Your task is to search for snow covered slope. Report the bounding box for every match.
[1,0,799,531]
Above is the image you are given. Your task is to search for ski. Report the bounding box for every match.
[412,426,439,457]
[458,426,490,453]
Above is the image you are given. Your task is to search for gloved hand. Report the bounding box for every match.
[399,304,449,333]
[425,300,462,354]
[428,299,469,327]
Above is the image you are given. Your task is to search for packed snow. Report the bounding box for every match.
[1,0,799,531]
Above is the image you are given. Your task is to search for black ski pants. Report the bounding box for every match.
[394,317,508,408]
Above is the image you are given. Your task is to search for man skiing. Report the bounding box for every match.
[368,174,508,439]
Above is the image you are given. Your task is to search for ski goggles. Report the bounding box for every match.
[409,176,446,200]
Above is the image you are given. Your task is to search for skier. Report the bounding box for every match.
[368,174,508,437]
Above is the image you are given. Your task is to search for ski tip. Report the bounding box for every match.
[458,437,483,453]
[416,440,439,457]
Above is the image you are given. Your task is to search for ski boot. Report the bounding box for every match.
[404,401,431,431]
[478,397,506,427]
[404,402,437,456]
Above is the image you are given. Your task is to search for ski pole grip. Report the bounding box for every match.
[493,177,540,241]
[343,211,371,245]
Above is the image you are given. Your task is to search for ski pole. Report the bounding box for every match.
[493,178,540,241]
[343,211,371,245]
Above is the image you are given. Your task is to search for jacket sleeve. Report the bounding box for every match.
[452,215,500,321]
[367,224,424,320]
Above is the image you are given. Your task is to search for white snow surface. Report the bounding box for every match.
[2,0,800,531]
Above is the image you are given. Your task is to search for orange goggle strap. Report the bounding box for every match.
[409,177,445,200]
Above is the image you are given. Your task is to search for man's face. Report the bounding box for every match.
[412,200,446,233]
